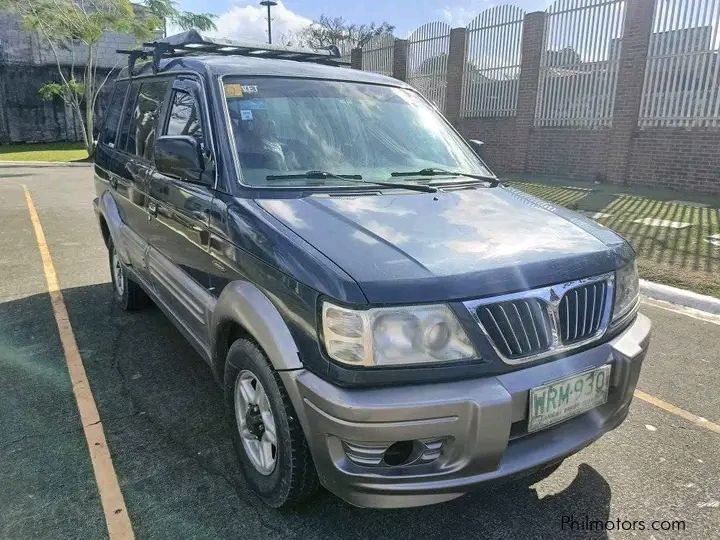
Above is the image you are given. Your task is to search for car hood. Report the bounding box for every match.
[256,186,632,304]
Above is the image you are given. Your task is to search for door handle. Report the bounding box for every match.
[191,210,209,224]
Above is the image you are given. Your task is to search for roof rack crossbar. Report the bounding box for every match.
[117,30,350,73]
[117,49,150,77]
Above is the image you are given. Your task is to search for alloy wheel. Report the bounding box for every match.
[234,369,278,475]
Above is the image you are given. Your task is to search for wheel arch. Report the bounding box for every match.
[211,281,303,382]
[95,191,128,261]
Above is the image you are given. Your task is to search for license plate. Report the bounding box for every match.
[528,365,611,433]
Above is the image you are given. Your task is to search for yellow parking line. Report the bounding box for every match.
[22,185,134,539]
[634,389,720,435]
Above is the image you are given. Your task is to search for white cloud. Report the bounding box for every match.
[439,1,495,28]
[211,1,312,44]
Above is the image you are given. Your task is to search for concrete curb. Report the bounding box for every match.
[640,279,720,315]
[0,161,92,167]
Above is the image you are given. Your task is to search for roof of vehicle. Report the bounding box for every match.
[116,31,409,88]
[118,55,408,88]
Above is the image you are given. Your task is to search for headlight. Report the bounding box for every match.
[321,302,477,367]
[613,261,639,322]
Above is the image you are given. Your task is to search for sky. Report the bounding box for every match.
[174,0,555,43]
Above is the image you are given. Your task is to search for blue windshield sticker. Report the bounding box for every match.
[240,110,253,121]
[240,99,267,110]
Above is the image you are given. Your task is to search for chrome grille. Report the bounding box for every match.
[476,298,552,359]
[559,281,607,344]
[465,273,614,365]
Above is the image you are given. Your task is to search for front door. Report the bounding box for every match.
[146,77,217,349]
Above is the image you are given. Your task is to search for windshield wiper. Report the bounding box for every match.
[390,167,499,186]
[266,170,438,193]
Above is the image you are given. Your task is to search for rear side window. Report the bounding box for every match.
[130,80,169,159]
[101,80,129,147]
[165,90,204,140]
[117,81,141,152]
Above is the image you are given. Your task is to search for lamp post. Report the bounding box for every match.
[259,0,278,44]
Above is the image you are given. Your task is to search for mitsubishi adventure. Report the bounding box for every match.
[94,31,651,509]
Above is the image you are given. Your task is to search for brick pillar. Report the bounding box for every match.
[392,39,408,81]
[513,11,546,173]
[445,27,467,124]
[606,0,657,185]
[350,47,362,70]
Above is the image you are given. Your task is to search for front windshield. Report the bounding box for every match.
[222,77,492,188]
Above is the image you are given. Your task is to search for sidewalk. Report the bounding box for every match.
[504,174,720,299]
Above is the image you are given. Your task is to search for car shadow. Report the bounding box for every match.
[1,283,613,539]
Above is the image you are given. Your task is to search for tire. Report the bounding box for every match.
[224,339,319,508]
[108,239,149,311]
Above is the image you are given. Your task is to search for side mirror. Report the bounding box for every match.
[154,135,204,183]
[468,139,485,156]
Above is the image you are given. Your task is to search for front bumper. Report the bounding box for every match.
[281,313,651,508]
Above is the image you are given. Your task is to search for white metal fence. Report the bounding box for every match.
[407,22,451,112]
[361,34,395,77]
[639,0,720,128]
[336,39,353,66]
[535,0,626,128]
[461,5,525,118]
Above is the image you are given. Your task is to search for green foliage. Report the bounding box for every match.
[142,0,216,31]
[38,79,84,101]
[3,0,215,155]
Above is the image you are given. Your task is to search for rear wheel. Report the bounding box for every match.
[224,339,319,508]
[108,240,148,311]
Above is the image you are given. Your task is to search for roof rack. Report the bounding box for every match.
[117,30,349,76]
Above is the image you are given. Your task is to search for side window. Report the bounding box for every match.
[117,81,141,152]
[165,90,204,140]
[101,80,129,147]
[132,80,169,159]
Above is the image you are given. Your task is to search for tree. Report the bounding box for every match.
[287,15,394,51]
[0,0,215,156]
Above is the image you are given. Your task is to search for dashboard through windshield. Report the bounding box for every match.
[222,77,492,188]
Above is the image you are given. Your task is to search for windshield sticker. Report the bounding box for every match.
[238,99,266,110]
[240,110,253,121]
[225,83,244,97]
[240,85,258,94]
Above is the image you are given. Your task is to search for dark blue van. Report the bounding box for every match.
[94,31,650,509]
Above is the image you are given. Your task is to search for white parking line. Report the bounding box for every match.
[641,296,720,326]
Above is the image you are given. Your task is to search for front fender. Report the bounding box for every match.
[211,281,303,374]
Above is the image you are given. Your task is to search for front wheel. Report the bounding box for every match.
[224,339,319,508]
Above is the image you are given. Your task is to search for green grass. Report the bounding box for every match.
[0,142,89,162]
[507,180,720,299]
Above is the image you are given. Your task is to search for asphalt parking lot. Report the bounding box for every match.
[1,164,719,539]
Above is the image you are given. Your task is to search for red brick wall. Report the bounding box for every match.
[455,117,517,172]
[627,129,720,195]
[525,128,612,181]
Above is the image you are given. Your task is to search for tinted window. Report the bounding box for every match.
[117,81,140,152]
[131,80,169,159]
[101,80,129,146]
[165,90,203,140]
